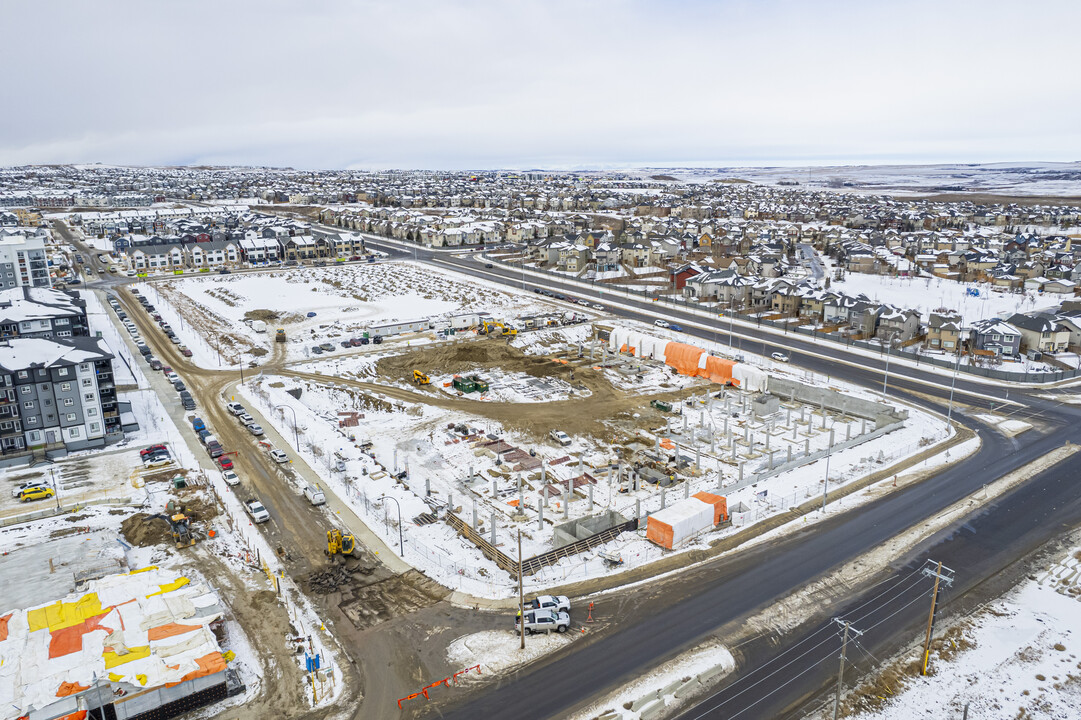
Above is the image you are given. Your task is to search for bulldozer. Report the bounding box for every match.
[413,370,431,385]
[326,529,356,558]
[275,328,286,343]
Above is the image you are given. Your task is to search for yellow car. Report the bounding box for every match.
[20,486,55,502]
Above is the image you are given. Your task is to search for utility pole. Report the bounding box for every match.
[832,618,863,720]
[921,560,954,675]
[946,332,964,428]
[518,529,525,650]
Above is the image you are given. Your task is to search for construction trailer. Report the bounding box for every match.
[367,319,430,338]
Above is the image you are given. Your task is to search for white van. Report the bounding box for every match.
[303,484,326,506]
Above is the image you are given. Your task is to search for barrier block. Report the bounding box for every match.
[629,690,660,712]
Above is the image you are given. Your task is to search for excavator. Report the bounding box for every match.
[326,529,356,558]
[479,320,518,337]
[413,370,431,385]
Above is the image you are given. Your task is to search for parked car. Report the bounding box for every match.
[340,340,353,348]
[237,413,255,426]
[311,346,323,354]
[225,402,245,415]
[355,337,369,345]
[218,456,234,471]
[20,486,56,503]
[144,455,172,469]
[268,448,289,463]
[179,346,192,357]
[172,380,186,392]
[524,595,571,613]
[319,342,335,352]
[148,358,162,370]
[771,352,790,363]
[247,423,264,436]
[221,469,240,486]
[303,484,326,506]
[245,499,270,523]
[372,336,383,344]
[11,480,50,498]
[219,268,231,274]
[140,443,167,458]
[306,311,317,318]
[515,608,570,635]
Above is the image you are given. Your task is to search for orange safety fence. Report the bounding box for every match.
[0,612,10,642]
[692,492,729,524]
[398,665,481,709]
[56,681,90,697]
[663,342,705,377]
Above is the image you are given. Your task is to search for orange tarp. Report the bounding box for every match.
[645,518,674,549]
[693,492,729,524]
[170,652,228,686]
[659,438,675,450]
[148,623,202,641]
[48,612,112,659]
[663,342,705,377]
[0,613,10,642]
[56,681,89,697]
[703,356,735,384]
[58,713,87,720]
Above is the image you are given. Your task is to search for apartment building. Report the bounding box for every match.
[0,287,90,340]
[0,233,51,290]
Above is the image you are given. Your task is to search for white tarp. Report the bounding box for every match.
[733,364,768,392]
[646,497,715,548]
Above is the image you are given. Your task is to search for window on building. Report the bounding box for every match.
[26,415,36,424]
[17,371,27,379]
[84,393,94,401]
[57,367,69,376]
[81,378,93,387]
[68,427,80,439]
[63,398,74,406]
[60,382,71,392]
[80,364,89,372]
[90,422,100,432]
[66,413,76,422]
[20,386,30,394]
[23,401,33,409]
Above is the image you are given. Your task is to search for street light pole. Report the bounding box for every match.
[881,332,898,397]
[378,495,403,556]
[946,334,963,428]
[275,404,300,451]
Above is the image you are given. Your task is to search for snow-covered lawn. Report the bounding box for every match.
[447,630,575,677]
[849,544,1081,720]
[830,273,1055,322]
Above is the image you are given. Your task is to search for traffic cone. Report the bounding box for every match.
[587,602,594,623]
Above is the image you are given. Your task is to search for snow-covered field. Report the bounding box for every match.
[850,543,1081,720]
[143,261,568,367]
[830,272,1055,322]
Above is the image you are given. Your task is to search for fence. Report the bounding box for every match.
[482,255,1081,384]
[0,495,134,528]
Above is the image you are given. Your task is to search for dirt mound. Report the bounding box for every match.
[244,309,280,322]
[377,341,582,383]
[121,513,174,547]
[306,559,378,594]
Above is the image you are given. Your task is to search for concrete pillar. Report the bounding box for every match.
[448,493,454,512]
[588,483,594,511]
[543,485,549,508]
[744,425,750,443]
[635,498,641,521]
[518,486,524,512]
[695,446,701,469]
[682,413,688,433]
[472,500,477,531]
[765,432,771,451]
[699,409,704,428]
[786,408,792,426]
[768,451,774,470]
[541,462,546,484]
[490,512,497,545]
[717,467,724,490]
[563,489,569,519]
[801,407,806,423]
[829,428,835,448]
[787,445,792,463]
[655,435,661,451]
[660,487,666,509]
[683,481,690,499]
[738,462,744,484]
[846,423,851,440]
[469,464,474,483]
[710,432,716,453]
[538,501,544,529]
[804,438,810,456]
[792,423,797,440]
[425,477,430,497]
[725,397,731,414]
[578,455,583,473]
[491,477,497,497]
[862,419,868,434]
[634,472,640,492]
[724,416,729,436]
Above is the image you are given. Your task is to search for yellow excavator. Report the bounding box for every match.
[326,529,356,558]
[480,320,517,337]
[413,370,431,385]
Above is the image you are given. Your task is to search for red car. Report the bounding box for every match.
[218,456,234,470]
[179,346,193,357]
[140,444,167,458]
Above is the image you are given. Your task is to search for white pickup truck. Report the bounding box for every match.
[245,499,270,523]
[515,608,570,635]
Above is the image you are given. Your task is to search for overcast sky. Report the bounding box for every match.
[3,0,1078,170]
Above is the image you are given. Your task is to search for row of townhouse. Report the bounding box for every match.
[115,230,367,270]
[0,287,90,340]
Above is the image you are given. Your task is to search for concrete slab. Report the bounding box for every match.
[0,530,124,611]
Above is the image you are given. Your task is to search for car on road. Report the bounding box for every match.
[19,486,56,503]
[11,480,50,498]
[515,608,570,635]
[237,413,255,425]
[771,352,790,363]
[268,448,289,464]
[179,346,193,357]
[218,268,231,274]
[484,263,494,268]
[593,304,605,310]
[170,336,182,345]
[218,456,234,471]
[164,370,178,382]
[221,469,240,486]
[225,402,245,415]
[549,429,572,447]
[172,380,186,392]
[668,323,683,332]
[148,357,162,370]
[247,423,264,436]
[245,499,270,523]
[654,319,670,328]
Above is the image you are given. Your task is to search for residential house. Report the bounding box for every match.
[969,319,1022,357]
[1007,313,1071,353]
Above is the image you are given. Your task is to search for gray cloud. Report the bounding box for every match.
[3,0,1079,169]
